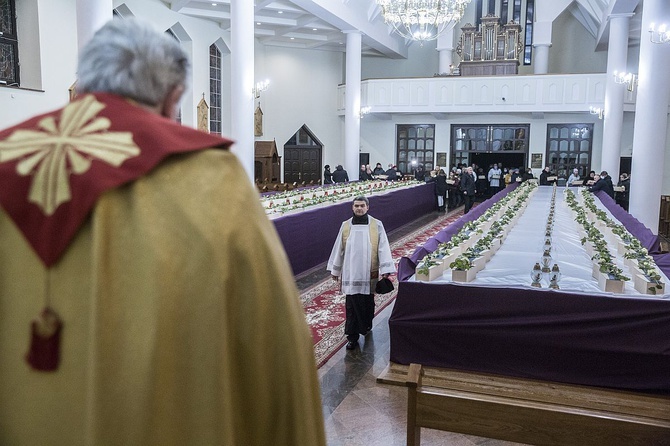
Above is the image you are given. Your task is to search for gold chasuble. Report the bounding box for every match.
[0,94,326,445]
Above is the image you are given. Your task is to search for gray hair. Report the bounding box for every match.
[353,195,369,206]
[77,18,190,107]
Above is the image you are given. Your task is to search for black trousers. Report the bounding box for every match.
[345,293,375,342]
[463,194,475,214]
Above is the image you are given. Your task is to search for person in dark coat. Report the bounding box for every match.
[539,166,556,186]
[372,163,385,176]
[589,171,615,198]
[332,165,349,183]
[414,164,426,182]
[510,168,521,184]
[521,168,534,182]
[323,165,333,184]
[359,164,373,181]
[460,166,477,214]
[384,165,398,181]
[447,171,461,209]
[616,173,630,211]
[435,169,448,212]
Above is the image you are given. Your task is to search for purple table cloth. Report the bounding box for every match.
[272,182,436,276]
[390,186,670,393]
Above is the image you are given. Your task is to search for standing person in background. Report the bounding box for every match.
[487,163,502,195]
[460,166,477,214]
[332,164,349,183]
[522,167,535,182]
[0,18,325,446]
[503,168,512,187]
[435,169,448,212]
[616,173,631,211]
[323,164,333,184]
[510,168,521,184]
[414,164,426,181]
[327,196,395,351]
[539,166,556,186]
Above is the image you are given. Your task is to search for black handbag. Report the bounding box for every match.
[375,277,394,294]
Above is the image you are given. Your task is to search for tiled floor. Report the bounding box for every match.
[296,209,522,446]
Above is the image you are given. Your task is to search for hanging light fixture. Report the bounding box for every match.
[376,0,472,43]
[649,23,670,44]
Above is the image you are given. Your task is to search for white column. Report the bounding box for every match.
[436,28,456,75]
[344,31,362,181]
[532,44,551,74]
[230,1,255,183]
[532,21,553,74]
[76,0,112,50]
[629,0,670,232]
[600,13,633,181]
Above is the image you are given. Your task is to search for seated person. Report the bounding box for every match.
[384,165,398,181]
[372,162,385,176]
[589,171,614,198]
[586,170,597,186]
[567,168,581,186]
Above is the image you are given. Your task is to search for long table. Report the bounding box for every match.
[390,185,670,393]
[272,182,436,276]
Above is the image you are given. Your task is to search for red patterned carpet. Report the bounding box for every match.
[301,210,463,368]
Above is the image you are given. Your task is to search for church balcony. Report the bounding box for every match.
[337,73,638,118]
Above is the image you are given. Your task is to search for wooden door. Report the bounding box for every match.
[284,147,321,184]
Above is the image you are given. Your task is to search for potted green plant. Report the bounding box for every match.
[450,255,476,282]
[633,259,665,295]
[415,256,442,282]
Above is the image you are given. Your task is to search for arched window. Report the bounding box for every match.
[209,44,222,135]
[0,0,20,86]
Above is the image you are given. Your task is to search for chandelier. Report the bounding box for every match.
[376,0,472,43]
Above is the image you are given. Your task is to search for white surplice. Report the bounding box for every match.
[327,216,395,295]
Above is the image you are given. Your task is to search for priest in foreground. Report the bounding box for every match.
[327,196,395,350]
[0,18,325,446]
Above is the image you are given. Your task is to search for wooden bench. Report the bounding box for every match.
[399,363,670,446]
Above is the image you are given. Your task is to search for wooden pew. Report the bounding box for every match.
[402,363,670,446]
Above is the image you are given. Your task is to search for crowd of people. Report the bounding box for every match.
[324,161,632,214]
[323,162,406,184]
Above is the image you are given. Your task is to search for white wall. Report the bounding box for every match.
[362,42,439,79]
[258,46,344,173]
[0,0,78,128]
[549,10,608,74]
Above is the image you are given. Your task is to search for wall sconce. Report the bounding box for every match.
[359,106,371,118]
[650,23,670,44]
[252,79,270,98]
[589,106,604,120]
[613,70,637,92]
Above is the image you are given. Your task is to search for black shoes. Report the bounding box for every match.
[345,341,357,350]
